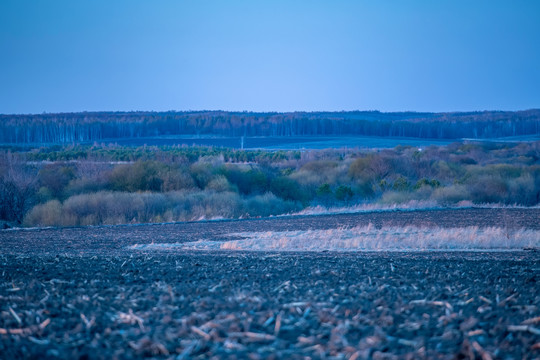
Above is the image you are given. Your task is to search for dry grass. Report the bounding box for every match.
[292,201,441,216]
[131,225,540,252]
[218,226,539,251]
[292,201,540,217]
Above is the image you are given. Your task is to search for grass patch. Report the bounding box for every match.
[130,225,540,252]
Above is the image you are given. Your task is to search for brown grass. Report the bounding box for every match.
[130,225,540,252]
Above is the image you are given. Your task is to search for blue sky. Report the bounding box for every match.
[1,0,539,114]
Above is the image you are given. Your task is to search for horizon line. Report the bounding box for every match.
[2,108,540,117]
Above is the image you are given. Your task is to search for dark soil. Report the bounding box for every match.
[1,208,539,359]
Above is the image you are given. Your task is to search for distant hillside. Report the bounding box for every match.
[1,110,539,144]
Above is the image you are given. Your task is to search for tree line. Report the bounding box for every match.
[1,110,539,144]
[1,140,539,227]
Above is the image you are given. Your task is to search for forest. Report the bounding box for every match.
[1,110,540,144]
[1,140,539,228]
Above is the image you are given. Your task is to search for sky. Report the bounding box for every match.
[1,0,539,114]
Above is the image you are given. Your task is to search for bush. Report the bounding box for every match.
[24,190,246,226]
[109,161,165,192]
[244,193,300,217]
[293,160,343,187]
[431,185,470,205]
[392,176,410,191]
[380,191,416,204]
[206,175,236,193]
[65,178,107,197]
[314,183,334,206]
[316,183,332,197]
[24,200,63,227]
[349,157,372,182]
[22,188,307,227]
[414,178,440,190]
[168,191,243,221]
[335,185,354,202]
[38,164,75,200]
[468,176,508,204]
[349,155,390,182]
[0,160,37,223]
[270,176,308,203]
[507,174,537,206]
[189,162,215,189]
[432,161,464,182]
[161,167,195,191]
[224,167,269,195]
[354,181,375,199]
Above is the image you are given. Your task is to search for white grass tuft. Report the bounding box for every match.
[289,201,442,217]
[130,225,540,252]
[216,226,539,251]
[288,201,540,218]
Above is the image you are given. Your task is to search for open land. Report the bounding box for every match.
[82,135,457,150]
[1,208,540,359]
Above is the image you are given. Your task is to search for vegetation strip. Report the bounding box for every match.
[2,140,539,228]
[129,226,540,252]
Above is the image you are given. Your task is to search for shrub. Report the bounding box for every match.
[335,185,354,202]
[270,176,308,203]
[65,178,108,196]
[109,161,165,192]
[224,167,269,195]
[392,176,410,191]
[38,164,75,200]
[36,186,54,203]
[189,162,215,189]
[0,159,38,223]
[24,200,63,227]
[206,175,236,193]
[161,167,195,191]
[380,191,417,204]
[316,183,332,196]
[62,192,145,225]
[506,174,537,206]
[432,160,465,182]
[348,157,372,182]
[349,155,390,182]
[431,185,470,205]
[244,193,300,218]
[168,191,243,221]
[354,181,375,199]
[314,183,333,206]
[293,160,341,185]
[414,178,440,190]
[468,175,508,204]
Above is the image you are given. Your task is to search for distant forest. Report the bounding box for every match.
[1,110,540,144]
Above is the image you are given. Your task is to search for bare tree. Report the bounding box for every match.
[0,152,37,224]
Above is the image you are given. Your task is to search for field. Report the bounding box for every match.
[86,135,456,150]
[87,134,540,149]
[1,208,539,359]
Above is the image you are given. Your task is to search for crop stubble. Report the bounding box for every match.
[0,208,539,359]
